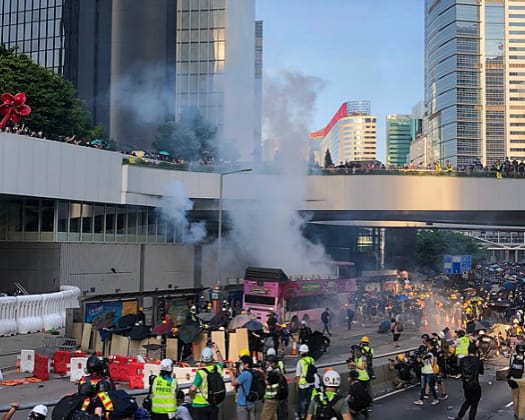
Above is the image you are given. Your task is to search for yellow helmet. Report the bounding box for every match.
[449,346,456,354]
[396,354,405,362]
[361,336,369,343]
[239,348,250,358]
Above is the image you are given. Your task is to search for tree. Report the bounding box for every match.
[416,229,487,274]
[0,46,93,138]
[153,107,217,162]
[324,148,334,168]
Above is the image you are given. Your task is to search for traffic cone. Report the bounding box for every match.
[423,316,429,332]
[290,340,298,356]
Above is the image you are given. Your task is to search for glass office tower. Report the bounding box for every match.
[425,0,525,167]
[386,115,422,167]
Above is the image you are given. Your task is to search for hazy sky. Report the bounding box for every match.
[256,0,425,163]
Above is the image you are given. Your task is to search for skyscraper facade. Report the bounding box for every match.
[0,0,260,159]
[310,101,377,166]
[425,0,525,168]
[386,114,422,167]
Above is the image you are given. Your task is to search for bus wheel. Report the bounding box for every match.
[290,316,299,333]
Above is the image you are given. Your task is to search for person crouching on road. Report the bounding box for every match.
[295,344,316,420]
[151,358,178,420]
[2,403,48,420]
[508,342,525,420]
[451,343,484,420]
[306,370,351,420]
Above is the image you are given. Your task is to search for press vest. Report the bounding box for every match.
[456,336,469,356]
[152,375,177,414]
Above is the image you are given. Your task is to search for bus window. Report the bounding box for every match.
[338,265,356,279]
[244,294,275,306]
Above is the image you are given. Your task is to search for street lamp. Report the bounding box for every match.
[218,168,252,284]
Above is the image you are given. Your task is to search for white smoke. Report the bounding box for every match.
[221,70,333,277]
[161,182,206,244]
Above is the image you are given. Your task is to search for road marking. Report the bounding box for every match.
[506,401,514,408]
[373,384,419,401]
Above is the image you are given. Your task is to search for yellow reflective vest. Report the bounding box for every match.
[456,336,470,356]
[152,375,177,414]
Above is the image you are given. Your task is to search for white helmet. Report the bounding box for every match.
[267,347,276,356]
[160,358,173,372]
[31,405,48,418]
[322,370,341,387]
[437,331,445,339]
[299,344,309,353]
[478,330,485,335]
[201,347,214,362]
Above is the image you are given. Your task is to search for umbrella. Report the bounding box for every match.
[243,320,264,331]
[463,287,476,293]
[466,320,486,334]
[209,312,229,329]
[503,281,517,290]
[177,323,201,344]
[396,295,408,301]
[90,139,103,145]
[158,150,171,156]
[197,312,216,322]
[228,314,252,330]
[152,319,174,336]
[127,324,151,341]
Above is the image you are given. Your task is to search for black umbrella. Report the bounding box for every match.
[197,312,216,322]
[178,323,201,344]
[209,312,229,329]
[243,320,264,331]
[127,324,151,341]
[117,314,138,329]
[466,320,485,334]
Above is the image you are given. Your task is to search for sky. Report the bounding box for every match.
[256,0,425,163]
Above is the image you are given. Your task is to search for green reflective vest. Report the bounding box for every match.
[152,375,177,414]
[456,336,470,356]
[298,356,315,385]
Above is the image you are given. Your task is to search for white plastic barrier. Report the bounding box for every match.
[69,356,88,382]
[172,366,234,391]
[0,296,17,336]
[16,294,43,334]
[142,363,161,389]
[42,292,65,331]
[20,349,35,373]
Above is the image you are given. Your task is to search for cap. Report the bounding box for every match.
[32,405,48,417]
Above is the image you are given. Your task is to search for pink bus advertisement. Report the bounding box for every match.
[242,263,357,331]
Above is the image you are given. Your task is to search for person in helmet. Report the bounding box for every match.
[1,403,48,420]
[265,347,285,374]
[295,344,316,420]
[388,354,412,389]
[305,370,350,420]
[189,343,224,420]
[80,378,114,415]
[360,336,375,379]
[78,354,113,405]
[151,359,178,420]
[508,342,525,420]
[347,370,372,417]
[455,329,471,377]
[298,320,312,345]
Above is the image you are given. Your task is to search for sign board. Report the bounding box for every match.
[443,255,472,274]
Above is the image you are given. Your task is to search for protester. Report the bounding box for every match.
[174,391,193,420]
[1,403,47,420]
[151,359,178,420]
[359,336,375,380]
[388,354,412,389]
[305,370,350,420]
[413,345,440,406]
[320,308,332,336]
[449,343,484,420]
[345,304,354,331]
[347,370,372,417]
[295,344,316,420]
[391,317,402,348]
[508,342,525,420]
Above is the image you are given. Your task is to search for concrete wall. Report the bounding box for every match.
[142,244,196,290]
[0,242,61,293]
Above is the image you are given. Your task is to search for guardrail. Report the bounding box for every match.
[0,286,80,336]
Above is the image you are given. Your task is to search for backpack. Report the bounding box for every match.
[134,408,149,420]
[313,394,341,420]
[275,372,289,401]
[510,355,525,379]
[395,321,404,332]
[244,369,266,402]
[200,366,226,405]
[304,358,317,383]
[107,390,139,419]
[52,394,86,420]
[432,354,440,375]
[361,347,373,370]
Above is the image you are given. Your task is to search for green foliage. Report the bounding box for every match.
[324,148,333,168]
[416,230,487,273]
[153,107,218,162]
[0,45,93,138]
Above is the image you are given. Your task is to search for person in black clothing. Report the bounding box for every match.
[298,321,312,345]
[321,308,332,336]
[345,304,354,331]
[451,343,484,420]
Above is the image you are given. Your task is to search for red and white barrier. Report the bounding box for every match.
[20,349,35,373]
[69,356,88,382]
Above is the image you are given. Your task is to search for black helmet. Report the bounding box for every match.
[457,330,466,338]
[86,355,104,374]
[79,382,95,398]
[95,379,112,393]
[418,345,428,354]
[517,343,525,354]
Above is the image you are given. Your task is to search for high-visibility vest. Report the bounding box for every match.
[152,375,177,414]
[98,392,114,413]
[355,357,370,382]
[456,336,470,356]
[298,356,315,385]
[192,364,223,406]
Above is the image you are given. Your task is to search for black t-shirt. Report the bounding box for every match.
[460,355,484,383]
[394,362,411,381]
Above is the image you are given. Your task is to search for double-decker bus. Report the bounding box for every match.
[243,262,357,331]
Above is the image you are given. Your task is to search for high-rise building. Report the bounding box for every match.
[310,101,376,166]
[386,115,422,167]
[0,0,260,159]
[425,0,525,167]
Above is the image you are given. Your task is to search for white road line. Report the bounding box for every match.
[373,384,419,401]
[505,401,514,408]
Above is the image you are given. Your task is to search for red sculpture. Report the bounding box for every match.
[0,92,31,129]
